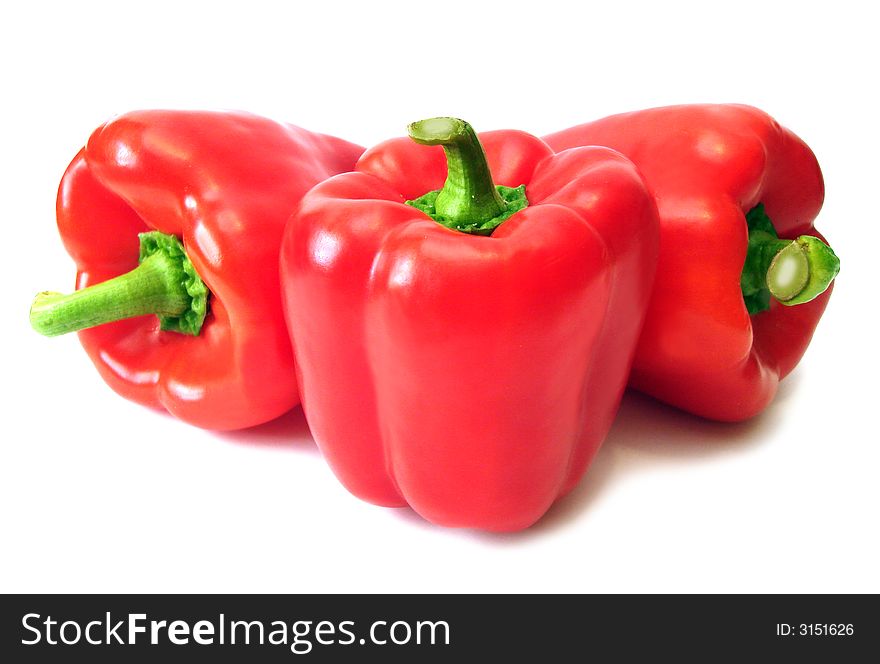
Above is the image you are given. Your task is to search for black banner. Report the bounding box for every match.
[1,594,875,661]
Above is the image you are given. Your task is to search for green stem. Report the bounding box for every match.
[741,205,839,315]
[30,231,208,337]
[407,117,511,229]
[766,236,840,305]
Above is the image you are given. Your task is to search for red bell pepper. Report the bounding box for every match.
[280,117,659,530]
[30,110,363,430]
[545,104,839,421]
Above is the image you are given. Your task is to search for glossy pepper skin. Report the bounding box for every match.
[45,111,363,429]
[545,104,835,421]
[280,120,659,531]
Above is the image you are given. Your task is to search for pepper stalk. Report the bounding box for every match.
[405,117,528,236]
[741,204,839,314]
[30,231,208,337]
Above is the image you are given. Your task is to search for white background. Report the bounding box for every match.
[1,1,877,593]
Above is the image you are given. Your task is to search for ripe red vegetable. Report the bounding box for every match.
[280,117,659,530]
[30,110,363,429]
[545,105,839,421]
